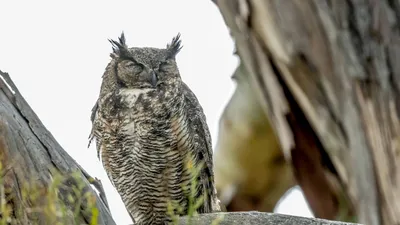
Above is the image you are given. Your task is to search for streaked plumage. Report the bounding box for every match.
[89,33,220,225]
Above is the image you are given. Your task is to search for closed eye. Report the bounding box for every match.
[125,61,143,73]
[125,61,137,67]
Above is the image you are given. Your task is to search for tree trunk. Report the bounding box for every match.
[0,70,116,224]
[213,0,400,225]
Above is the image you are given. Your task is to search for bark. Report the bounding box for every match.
[179,212,360,225]
[213,0,400,225]
[0,70,116,224]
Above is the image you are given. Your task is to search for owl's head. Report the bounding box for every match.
[109,32,182,89]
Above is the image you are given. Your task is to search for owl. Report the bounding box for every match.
[88,32,221,225]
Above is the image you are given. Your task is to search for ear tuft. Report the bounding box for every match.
[166,33,183,58]
[108,31,129,58]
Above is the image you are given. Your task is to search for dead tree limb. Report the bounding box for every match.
[179,212,360,225]
[0,70,116,225]
[213,0,400,224]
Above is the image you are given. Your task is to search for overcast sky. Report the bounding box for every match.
[0,1,312,224]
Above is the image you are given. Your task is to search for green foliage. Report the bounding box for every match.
[0,163,12,225]
[0,163,99,225]
[166,154,223,225]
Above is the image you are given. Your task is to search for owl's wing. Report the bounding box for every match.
[88,100,99,149]
[182,83,219,211]
[88,99,116,188]
[88,100,103,160]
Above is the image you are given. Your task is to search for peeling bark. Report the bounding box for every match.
[213,0,400,224]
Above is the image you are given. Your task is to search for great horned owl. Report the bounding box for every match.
[89,32,221,225]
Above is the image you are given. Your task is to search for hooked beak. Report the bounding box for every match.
[150,71,157,87]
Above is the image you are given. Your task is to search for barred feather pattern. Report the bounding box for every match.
[90,62,220,224]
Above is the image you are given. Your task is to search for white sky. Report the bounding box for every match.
[0,1,312,224]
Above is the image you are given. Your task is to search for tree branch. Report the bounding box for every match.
[0,70,116,225]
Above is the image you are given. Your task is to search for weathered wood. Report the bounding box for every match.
[0,70,116,225]
[179,212,361,225]
[213,0,400,224]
